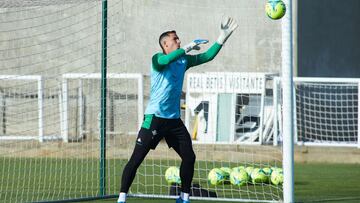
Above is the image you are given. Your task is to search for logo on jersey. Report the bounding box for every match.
[177,58,186,64]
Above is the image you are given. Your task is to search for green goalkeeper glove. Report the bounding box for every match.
[216,16,238,45]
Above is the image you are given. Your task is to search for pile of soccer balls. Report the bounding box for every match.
[207,166,283,186]
[164,166,283,186]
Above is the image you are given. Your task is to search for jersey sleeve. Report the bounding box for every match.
[152,49,186,71]
[185,42,222,70]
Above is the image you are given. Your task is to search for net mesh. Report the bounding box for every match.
[295,80,359,145]
[0,0,284,202]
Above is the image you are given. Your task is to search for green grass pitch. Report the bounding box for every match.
[96,162,360,203]
[0,158,359,203]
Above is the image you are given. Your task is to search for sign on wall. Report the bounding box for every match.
[185,72,277,144]
[187,72,266,94]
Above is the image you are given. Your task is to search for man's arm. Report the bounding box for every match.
[185,42,222,70]
[152,39,209,71]
[152,49,185,71]
[185,16,238,70]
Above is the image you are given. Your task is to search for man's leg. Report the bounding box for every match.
[118,143,149,203]
[120,142,150,193]
[118,127,152,203]
[119,115,164,202]
[173,144,195,194]
[167,119,196,200]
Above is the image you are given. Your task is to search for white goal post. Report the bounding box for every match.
[0,73,144,143]
[0,75,48,142]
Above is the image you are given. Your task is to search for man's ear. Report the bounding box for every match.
[163,40,168,48]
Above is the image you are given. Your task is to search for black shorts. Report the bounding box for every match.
[135,114,192,150]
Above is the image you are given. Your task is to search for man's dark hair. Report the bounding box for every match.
[159,30,176,53]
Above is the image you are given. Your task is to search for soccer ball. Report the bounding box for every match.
[265,0,286,20]
[262,167,273,175]
[244,166,254,176]
[165,166,181,184]
[250,168,268,184]
[271,167,283,174]
[271,168,284,185]
[262,167,273,183]
[208,168,226,185]
[232,166,245,173]
[220,167,232,182]
[230,169,249,186]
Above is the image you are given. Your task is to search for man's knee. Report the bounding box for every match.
[126,158,140,169]
[126,146,149,169]
[182,151,196,164]
[190,153,196,164]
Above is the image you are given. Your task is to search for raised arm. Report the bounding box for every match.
[185,42,222,69]
[152,39,209,71]
[152,49,185,71]
[186,16,238,70]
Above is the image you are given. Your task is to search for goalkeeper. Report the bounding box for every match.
[117,17,238,203]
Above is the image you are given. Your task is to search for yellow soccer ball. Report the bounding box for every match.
[271,168,284,185]
[251,168,268,184]
[165,166,181,184]
[230,169,249,186]
[265,0,286,20]
[208,168,226,185]
[220,167,232,182]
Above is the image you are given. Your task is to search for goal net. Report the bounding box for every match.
[292,77,359,147]
[61,73,143,143]
[0,0,286,202]
[0,75,61,142]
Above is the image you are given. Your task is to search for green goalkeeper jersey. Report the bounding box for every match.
[144,42,222,119]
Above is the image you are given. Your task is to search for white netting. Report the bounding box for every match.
[0,0,284,202]
[294,78,359,147]
[0,75,62,141]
